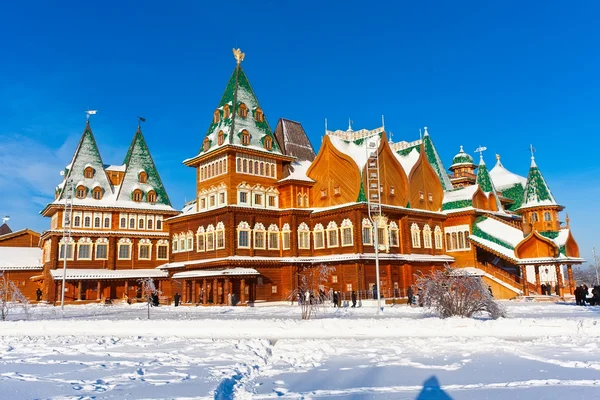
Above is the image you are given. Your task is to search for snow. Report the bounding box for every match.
[105,164,126,172]
[172,268,259,279]
[327,134,380,171]
[443,185,478,204]
[476,217,524,247]
[279,160,314,182]
[48,268,168,280]
[489,161,527,191]
[1,302,599,399]
[394,147,420,175]
[0,247,43,270]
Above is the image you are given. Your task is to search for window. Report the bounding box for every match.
[271,285,277,294]
[362,219,373,245]
[196,227,205,252]
[254,223,266,249]
[264,136,272,150]
[390,186,395,196]
[239,191,248,204]
[411,223,421,248]
[298,222,310,249]
[219,192,225,205]
[346,283,353,292]
[76,186,86,199]
[332,275,338,283]
[118,238,132,259]
[389,221,399,247]
[77,239,92,260]
[428,193,433,203]
[320,188,328,199]
[206,225,215,251]
[445,232,452,251]
[133,189,143,202]
[129,218,135,229]
[216,222,225,249]
[94,217,101,228]
[377,227,386,247]
[419,191,424,202]
[434,226,443,249]
[95,238,108,260]
[531,212,539,223]
[120,217,126,228]
[186,231,194,252]
[451,232,458,249]
[92,187,102,200]
[223,104,230,119]
[239,103,248,118]
[268,224,280,250]
[147,219,153,230]
[148,191,156,204]
[254,193,263,206]
[84,167,94,178]
[218,130,225,146]
[172,235,179,252]
[156,219,162,230]
[84,216,91,228]
[138,239,151,260]
[156,240,168,260]
[238,221,251,248]
[241,130,250,145]
[297,193,303,207]
[282,224,291,250]
[313,223,325,249]
[341,219,353,247]
[104,217,110,228]
[59,241,74,260]
[139,171,147,184]
[209,195,216,207]
[200,197,207,209]
[326,221,338,248]
[544,212,551,221]
[303,194,309,207]
[423,224,432,249]
[203,137,210,152]
[255,108,264,122]
[213,109,220,124]
[334,186,341,196]
[268,195,277,208]
[73,215,81,227]
[139,218,144,229]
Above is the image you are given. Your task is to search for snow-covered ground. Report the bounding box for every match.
[1,301,599,399]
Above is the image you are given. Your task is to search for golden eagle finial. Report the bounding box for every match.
[232,48,245,65]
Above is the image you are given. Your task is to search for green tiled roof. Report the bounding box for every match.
[451,146,474,166]
[521,158,557,208]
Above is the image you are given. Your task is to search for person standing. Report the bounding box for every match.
[36,287,42,301]
[174,292,181,307]
[351,291,357,308]
[332,291,338,307]
[407,286,414,306]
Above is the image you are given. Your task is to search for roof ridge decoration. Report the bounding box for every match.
[520,154,557,209]
[196,50,282,157]
[56,121,113,201]
[116,126,172,206]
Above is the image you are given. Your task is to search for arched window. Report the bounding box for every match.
[237,222,250,248]
[84,216,91,227]
[434,226,443,249]
[271,164,276,178]
[464,230,470,249]
[313,223,325,249]
[253,223,266,249]
[266,164,270,177]
[260,162,265,176]
[132,189,143,202]
[458,231,465,249]
[264,136,273,151]
[76,185,87,199]
[341,219,354,246]
[255,108,264,122]
[544,211,551,221]
[156,239,168,260]
[129,218,135,229]
[362,219,373,245]
[223,104,230,119]
[147,219,153,230]
[282,223,291,250]
[172,234,179,252]
[531,212,539,223]
[84,167,94,179]
[147,191,156,204]
[238,103,248,118]
[389,221,399,247]
[411,223,421,248]
[268,224,280,250]
[241,130,250,145]
[423,224,432,249]
[117,238,132,260]
[73,215,81,227]
[213,109,220,124]
[58,238,74,260]
[326,221,339,248]
[138,218,144,229]
[92,187,102,200]
[104,217,110,228]
[186,231,194,252]
[236,158,242,172]
[138,238,152,260]
[156,219,162,230]
[216,222,225,249]
[196,226,205,252]
[303,194,309,207]
[451,232,458,250]
[298,222,310,249]
[218,130,225,146]
[120,217,126,228]
[297,193,303,207]
[206,225,215,251]
[203,137,210,152]
[94,217,101,228]
[139,171,147,184]
[446,232,452,250]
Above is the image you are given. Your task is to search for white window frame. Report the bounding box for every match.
[423,224,432,249]
[268,224,280,250]
[282,223,291,250]
[138,239,152,260]
[444,224,470,252]
[253,223,266,249]
[156,239,169,260]
[58,238,75,260]
[206,225,215,251]
[77,238,93,260]
[389,221,399,247]
[216,222,226,250]
[326,221,339,248]
[411,223,421,248]
[196,227,205,252]
[95,238,109,260]
[117,238,132,260]
[362,218,373,245]
[237,221,251,249]
[313,223,325,250]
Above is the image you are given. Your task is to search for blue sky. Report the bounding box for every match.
[1,1,598,264]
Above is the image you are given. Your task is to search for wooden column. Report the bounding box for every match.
[534,266,541,295]
[202,279,208,305]
[520,265,529,296]
[124,281,129,299]
[182,280,188,303]
[567,265,575,295]
[191,280,196,304]
[77,281,82,301]
[555,264,564,297]
[213,278,218,304]
[225,278,231,305]
[240,279,246,304]
[97,281,102,300]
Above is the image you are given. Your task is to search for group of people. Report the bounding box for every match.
[540,283,558,296]
[575,284,600,306]
[296,289,358,308]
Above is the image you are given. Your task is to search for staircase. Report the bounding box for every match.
[477,261,538,295]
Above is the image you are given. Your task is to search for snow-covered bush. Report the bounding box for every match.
[415,267,506,319]
[288,265,336,320]
[0,273,29,321]
[138,277,160,319]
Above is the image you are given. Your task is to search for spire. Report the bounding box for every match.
[116,124,172,206]
[476,153,494,192]
[495,153,502,167]
[420,128,453,191]
[423,126,429,136]
[196,50,281,156]
[521,155,557,209]
[566,212,570,228]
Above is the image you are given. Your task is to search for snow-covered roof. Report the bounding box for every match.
[49,269,168,280]
[476,217,524,248]
[489,159,527,191]
[280,160,314,182]
[450,146,475,167]
[520,158,558,210]
[0,247,43,270]
[394,147,420,175]
[172,268,259,279]
[105,164,126,172]
[43,229,169,237]
[327,133,380,171]
[443,185,478,204]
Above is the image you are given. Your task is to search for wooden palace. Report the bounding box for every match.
[26,49,583,304]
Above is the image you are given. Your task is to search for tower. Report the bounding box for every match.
[448,146,477,188]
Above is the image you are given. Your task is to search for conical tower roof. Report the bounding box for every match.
[56,121,112,201]
[489,155,527,212]
[450,145,475,167]
[422,127,454,191]
[197,58,282,157]
[116,125,172,206]
[520,156,558,209]
[476,153,503,211]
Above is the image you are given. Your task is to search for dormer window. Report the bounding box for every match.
[203,137,210,152]
[133,189,143,202]
[334,186,341,196]
[223,104,230,119]
[264,136,272,150]
[390,186,395,196]
[255,108,264,122]
[241,130,250,145]
[148,190,156,204]
[213,109,220,124]
[320,188,328,199]
[419,191,424,202]
[218,130,225,146]
[139,171,147,184]
[76,185,86,199]
[92,187,102,200]
[428,193,433,203]
[238,103,248,118]
[84,167,94,179]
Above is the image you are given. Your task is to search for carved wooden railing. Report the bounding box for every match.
[477,262,538,295]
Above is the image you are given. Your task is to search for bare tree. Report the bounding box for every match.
[415,267,506,319]
[138,277,160,320]
[288,265,336,320]
[0,273,29,321]
[573,265,598,286]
